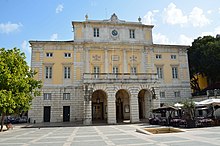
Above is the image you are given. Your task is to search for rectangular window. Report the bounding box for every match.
[172,67,178,79]
[46,52,53,57]
[129,29,135,39]
[93,28,99,37]
[45,66,52,79]
[157,67,163,79]
[63,93,70,100]
[113,66,119,78]
[94,66,100,79]
[64,53,71,58]
[156,54,162,59]
[174,91,180,97]
[131,67,137,74]
[44,93,52,100]
[64,67,71,79]
[171,55,176,59]
[160,92,165,98]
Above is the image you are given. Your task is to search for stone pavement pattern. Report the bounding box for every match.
[0,124,220,146]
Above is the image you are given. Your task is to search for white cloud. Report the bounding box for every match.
[178,34,193,45]
[207,10,212,14]
[143,11,154,25]
[50,33,58,41]
[143,10,159,25]
[0,22,22,34]
[163,3,188,26]
[56,4,64,13]
[21,40,31,53]
[153,33,170,44]
[214,26,220,35]
[200,26,220,37]
[189,7,210,27]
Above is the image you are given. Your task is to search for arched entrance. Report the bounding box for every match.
[92,90,107,123]
[138,89,151,120]
[115,89,130,123]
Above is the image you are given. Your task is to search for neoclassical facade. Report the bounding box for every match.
[29,14,191,125]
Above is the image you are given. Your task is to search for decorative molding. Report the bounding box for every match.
[130,55,137,62]
[111,55,119,61]
[92,54,101,61]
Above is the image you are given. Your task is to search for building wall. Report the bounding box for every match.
[29,14,191,124]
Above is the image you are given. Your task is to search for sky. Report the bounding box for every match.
[1,0,220,65]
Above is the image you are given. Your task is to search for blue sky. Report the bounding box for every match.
[1,0,220,65]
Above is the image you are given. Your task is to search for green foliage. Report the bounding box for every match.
[0,48,42,117]
[182,99,195,120]
[188,35,220,86]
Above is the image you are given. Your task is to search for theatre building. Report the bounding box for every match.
[28,14,191,125]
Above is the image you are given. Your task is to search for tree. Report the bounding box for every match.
[0,48,42,131]
[188,35,220,91]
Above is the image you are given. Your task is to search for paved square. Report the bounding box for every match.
[0,124,220,146]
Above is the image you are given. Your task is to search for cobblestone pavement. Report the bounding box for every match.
[0,123,220,146]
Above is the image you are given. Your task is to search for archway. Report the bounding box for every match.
[138,89,151,120]
[115,89,130,123]
[91,90,107,123]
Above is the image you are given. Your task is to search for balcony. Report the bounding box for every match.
[83,73,158,84]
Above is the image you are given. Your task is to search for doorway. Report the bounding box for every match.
[92,103,103,120]
[63,106,70,122]
[43,106,51,122]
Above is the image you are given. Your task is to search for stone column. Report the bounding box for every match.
[83,85,92,125]
[123,49,128,73]
[104,49,108,73]
[130,88,139,123]
[107,90,116,124]
[83,100,92,125]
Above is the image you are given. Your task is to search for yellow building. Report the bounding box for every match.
[29,14,191,124]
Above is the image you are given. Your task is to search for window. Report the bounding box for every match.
[44,93,52,100]
[172,67,178,79]
[174,91,180,97]
[171,55,176,59]
[93,28,99,37]
[113,66,119,74]
[46,52,53,57]
[156,54,162,59]
[94,66,100,78]
[63,93,70,100]
[131,67,137,74]
[113,66,119,78]
[64,67,71,79]
[129,29,135,39]
[157,67,163,79]
[160,92,165,98]
[64,53,71,58]
[45,66,52,79]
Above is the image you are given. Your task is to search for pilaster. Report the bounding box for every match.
[123,49,128,73]
[105,49,108,73]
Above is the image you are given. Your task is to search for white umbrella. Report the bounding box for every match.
[174,103,183,108]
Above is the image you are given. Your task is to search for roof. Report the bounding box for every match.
[72,13,154,28]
